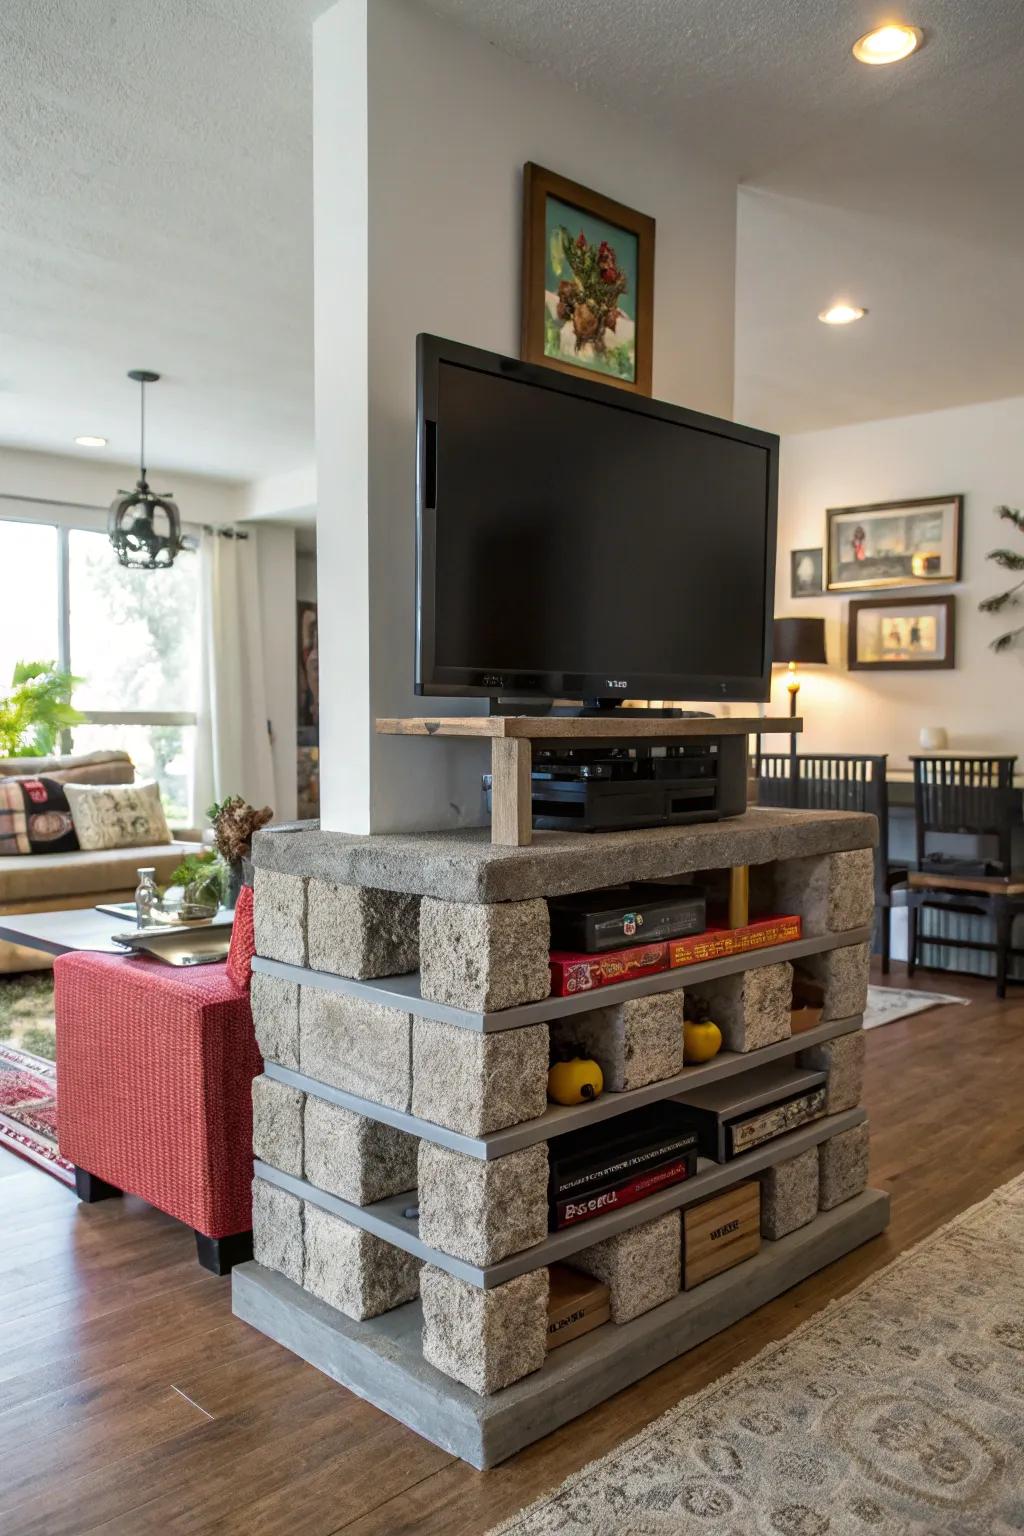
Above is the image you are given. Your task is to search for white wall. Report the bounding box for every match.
[314,0,740,833]
[769,395,1024,762]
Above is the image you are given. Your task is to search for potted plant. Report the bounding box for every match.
[208,796,274,908]
[165,849,226,921]
[0,661,84,758]
[979,505,1024,652]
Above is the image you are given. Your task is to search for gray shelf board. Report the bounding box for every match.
[251,924,872,1033]
[675,1061,826,1116]
[254,1104,866,1289]
[232,1188,890,1468]
[265,1012,862,1161]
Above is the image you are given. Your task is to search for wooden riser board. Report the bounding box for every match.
[232,1188,889,1470]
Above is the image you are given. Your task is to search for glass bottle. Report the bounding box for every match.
[135,867,158,928]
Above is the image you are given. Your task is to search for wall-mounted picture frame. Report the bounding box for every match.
[848,594,956,671]
[521,162,655,395]
[791,547,823,598]
[826,495,962,592]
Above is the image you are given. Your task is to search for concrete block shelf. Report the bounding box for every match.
[233,1188,890,1468]
[262,1011,864,1160]
[251,924,873,1034]
[254,1105,867,1288]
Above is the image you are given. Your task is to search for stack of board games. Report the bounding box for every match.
[547,1103,699,1231]
[548,883,706,954]
[549,912,802,997]
[676,1063,827,1163]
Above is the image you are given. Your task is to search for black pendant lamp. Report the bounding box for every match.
[107,370,184,570]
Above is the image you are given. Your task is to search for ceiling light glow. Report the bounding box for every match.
[75,435,108,447]
[852,24,922,64]
[818,304,867,325]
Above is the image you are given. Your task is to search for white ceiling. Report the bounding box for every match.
[0,0,318,482]
[2,1,1022,477]
[425,0,1024,435]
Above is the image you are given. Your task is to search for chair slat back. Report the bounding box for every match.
[911,756,1017,872]
[755,752,890,884]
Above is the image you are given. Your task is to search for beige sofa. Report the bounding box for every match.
[0,751,199,972]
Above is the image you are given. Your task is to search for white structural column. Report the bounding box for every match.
[312,0,739,834]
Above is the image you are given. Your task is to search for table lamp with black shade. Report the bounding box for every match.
[773,617,828,718]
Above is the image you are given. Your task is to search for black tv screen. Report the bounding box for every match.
[416,335,778,703]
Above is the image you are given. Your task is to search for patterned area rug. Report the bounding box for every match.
[863,984,970,1032]
[0,974,71,1184]
[489,1175,1024,1536]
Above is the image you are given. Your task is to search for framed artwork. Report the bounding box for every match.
[791,548,823,598]
[848,594,956,670]
[521,162,655,394]
[826,495,962,591]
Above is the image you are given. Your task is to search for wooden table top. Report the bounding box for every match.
[376,714,801,740]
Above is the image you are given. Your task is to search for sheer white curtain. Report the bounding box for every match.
[191,526,276,821]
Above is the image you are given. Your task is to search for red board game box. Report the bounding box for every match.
[548,940,669,997]
[668,914,802,967]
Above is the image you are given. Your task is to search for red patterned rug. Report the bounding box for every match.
[0,1042,74,1186]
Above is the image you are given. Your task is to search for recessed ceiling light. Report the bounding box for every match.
[818,304,867,325]
[852,24,922,64]
[75,435,108,448]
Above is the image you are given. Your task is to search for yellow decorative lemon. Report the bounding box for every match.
[547,1057,604,1105]
[684,1018,722,1064]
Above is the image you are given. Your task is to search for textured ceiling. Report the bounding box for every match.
[425,0,1024,434]
[0,0,318,481]
[2,1,1022,475]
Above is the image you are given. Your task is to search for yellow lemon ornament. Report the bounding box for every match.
[684,1018,722,1064]
[547,1057,604,1105]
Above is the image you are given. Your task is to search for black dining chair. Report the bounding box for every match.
[906,755,1024,998]
[755,751,906,972]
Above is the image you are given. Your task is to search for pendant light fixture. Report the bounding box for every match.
[107,370,184,570]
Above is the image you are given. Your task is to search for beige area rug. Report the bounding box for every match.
[489,1177,1024,1536]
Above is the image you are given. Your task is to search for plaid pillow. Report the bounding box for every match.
[0,777,80,856]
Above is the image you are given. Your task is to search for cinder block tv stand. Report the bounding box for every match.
[233,736,888,1470]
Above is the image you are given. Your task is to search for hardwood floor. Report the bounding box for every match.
[1,964,1021,1536]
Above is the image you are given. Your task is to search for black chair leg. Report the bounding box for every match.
[74,1166,121,1203]
[195,1229,254,1275]
[995,901,1011,1000]
[881,904,891,975]
[907,902,918,977]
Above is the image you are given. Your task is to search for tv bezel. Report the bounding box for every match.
[416,333,779,705]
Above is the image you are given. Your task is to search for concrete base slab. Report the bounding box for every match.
[232,1187,889,1469]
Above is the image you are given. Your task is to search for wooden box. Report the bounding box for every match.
[683,1181,761,1290]
[546,1264,611,1351]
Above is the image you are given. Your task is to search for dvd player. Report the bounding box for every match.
[483,737,748,833]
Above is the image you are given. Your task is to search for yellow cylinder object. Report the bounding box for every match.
[684,1019,723,1064]
[547,1057,604,1105]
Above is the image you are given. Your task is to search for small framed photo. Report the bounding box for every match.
[826,495,962,591]
[521,162,655,395]
[848,594,956,671]
[791,548,823,598]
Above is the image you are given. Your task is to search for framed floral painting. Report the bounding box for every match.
[521,163,655,394]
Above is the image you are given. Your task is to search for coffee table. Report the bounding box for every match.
[0,907,231,958]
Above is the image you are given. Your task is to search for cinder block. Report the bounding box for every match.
[798,943,870,1021]
[759,1147,819,1239]
[252,1075,304,1177]
[299,987,412,1111]
[687,962,792,1053]
[798,1029,866,1113]
[417,1142,548,1266]
[303,1204,420,1320]
[572,1210,681,1323]
[419,897,550,1013]
[251,971,300,1070]
[550,991,684,1092]
[819,1122,870,1211]
[303,1095,418,1206]
[411,1016,548,1135]
[770,848,875,936]
[306,880,420,980]
[252,1176,303,1285]
[253,868,307,966]
[420,1266,548,1395]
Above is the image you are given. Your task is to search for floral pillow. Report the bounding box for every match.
[64,781,171,851]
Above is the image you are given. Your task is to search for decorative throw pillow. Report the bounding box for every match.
[0,777,80,856]
[64,781,172,851]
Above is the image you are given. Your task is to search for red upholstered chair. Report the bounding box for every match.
[55,913,262,1274]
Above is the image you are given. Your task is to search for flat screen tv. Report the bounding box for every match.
[416,334,779,706]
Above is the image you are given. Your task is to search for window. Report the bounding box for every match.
[0,510,200,824]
